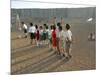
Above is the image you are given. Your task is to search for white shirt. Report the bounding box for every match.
[64,30,72,41]
[56,26,59,38]
[39,29,43,35]
[28,26,36,33]
[46,29,49,34]
[48,29,53,38]
[59,30,64,38]
[23,24,28,29]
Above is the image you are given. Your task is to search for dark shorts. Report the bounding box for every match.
[42,33,46,40]
[30,33,36,39]
[24,29,27,33]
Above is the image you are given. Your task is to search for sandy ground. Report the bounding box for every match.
[11,22,96,74]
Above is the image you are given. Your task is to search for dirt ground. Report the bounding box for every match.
[11,21,96,74]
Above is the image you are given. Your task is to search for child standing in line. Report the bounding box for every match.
[58,26,65,56]
[45,26,49,44]
[39,26,43,45]
[52,25,57,53]
[35,25,40,46]
[42,25,47,45]
[48,25,53,50]
[64,24,73,59]
[28,23,36,45]
[56,22,61,55]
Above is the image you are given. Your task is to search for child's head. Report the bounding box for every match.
[21,22,24,24]
[35,25,38,29]
[43,24,47,27]
[66,24,70,30]
[46,26,48,29]
[59,26,62,31]
[30,23,33,26]
[57,22,61,27]
[40,26,43,30]
[52,25,56,30]
[50,25,53,30]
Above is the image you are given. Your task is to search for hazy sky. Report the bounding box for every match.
[11,0,96,9]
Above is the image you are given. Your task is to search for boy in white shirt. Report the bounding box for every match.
[28,23,36,45]
[64,24,72,59]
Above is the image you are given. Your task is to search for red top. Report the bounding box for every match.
[52,30,57,47]
[36,30,39,40]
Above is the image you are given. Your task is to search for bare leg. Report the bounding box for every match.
[30,39,33,45]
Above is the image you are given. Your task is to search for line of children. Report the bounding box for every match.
[51,23,73,59]
[33,24,50,46]
[28,22,73,59]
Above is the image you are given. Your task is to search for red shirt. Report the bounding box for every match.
[36,29,39,40]
[52,30,57,47]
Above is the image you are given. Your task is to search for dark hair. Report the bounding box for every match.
[54,17,56,19]
[40,26,43,29]
[52,25,56,30]
[43,24,47,27]
[50,25,53,29]
[66,24,70,30]
[21,22,24,24]
[30,23,33,26]
[57,22,61,27]
[35,25,38,29]
[59,26,62,31]
[46,26,48,29]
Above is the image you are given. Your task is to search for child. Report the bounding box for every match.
[58,26,65,56]
[88,32,95,41]
[35,25,40,46]
[39,26,43,45]
[64,24,73,59]
[22,22,28,38]
[42,25,47,45]
[28,23,36,45]
[45,26,49,44]
[52,25,57,53]
[56,22,61,55]
[48,25,53,50]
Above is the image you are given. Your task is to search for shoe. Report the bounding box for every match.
[68,55,72,58]
[62,54,65,57]
[65,56,69,59]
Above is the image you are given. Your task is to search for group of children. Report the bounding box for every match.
[21,22,73,59]
[50,23,73,59]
